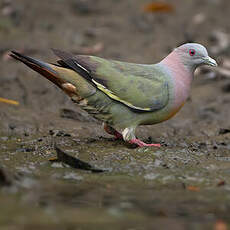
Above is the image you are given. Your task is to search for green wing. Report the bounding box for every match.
[53,50,169,112]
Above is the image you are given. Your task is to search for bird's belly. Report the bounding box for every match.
[138,84,188,126]
[159,74,190,122]
[138,101,185,126]
[161,102,185,122]
[157,84,188,123]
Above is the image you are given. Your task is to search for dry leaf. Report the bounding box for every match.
[0,97,19,106]
[50,145,105,173]
[217,180,226,187]
[143,2,174,13]
[187,186,200,192]
[214,220,228,230]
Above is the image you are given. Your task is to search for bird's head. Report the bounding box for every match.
[174,43,217,70]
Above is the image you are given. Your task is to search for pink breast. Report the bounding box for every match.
[161,52,193,111]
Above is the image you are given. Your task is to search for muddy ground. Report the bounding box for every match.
[0,0,230,229]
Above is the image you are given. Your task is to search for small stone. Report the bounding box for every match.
[144,173,159,180]
[0,137,8,141]
[219,128,230,135]
[63,172,83,180]
[51,162,64,168]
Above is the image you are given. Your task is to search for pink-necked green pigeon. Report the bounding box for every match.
[10,43,217,147]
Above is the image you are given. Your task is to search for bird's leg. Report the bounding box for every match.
[129,139,161,147]
[122,127,161,147]
[103,123,123,140]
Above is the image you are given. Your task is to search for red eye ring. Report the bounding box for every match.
[189,49,196,56]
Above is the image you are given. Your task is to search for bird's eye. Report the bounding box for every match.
[189,49,196,56]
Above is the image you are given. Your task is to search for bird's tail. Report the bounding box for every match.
[10,51,96,99]
[10,51,113,122]
[10,51,65,89]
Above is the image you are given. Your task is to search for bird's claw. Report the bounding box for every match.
[129,138,161,147]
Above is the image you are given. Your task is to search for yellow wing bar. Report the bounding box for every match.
[92,79,152,111]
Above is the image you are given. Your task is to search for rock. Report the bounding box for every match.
[222,83,230,93]
[0,167,11,186]
[219,128,230,135]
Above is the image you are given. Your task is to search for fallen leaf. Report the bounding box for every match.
[50,145,105,173]
[217,180,226,187]
[214,220,228,230]
[0,97,19,106]
[143,2,174,13]
[187,186,200,192]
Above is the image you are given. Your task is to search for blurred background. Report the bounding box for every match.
[0,0,230,230]
[1,0,230,120]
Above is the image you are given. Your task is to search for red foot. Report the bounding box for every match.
[129,138,161,147]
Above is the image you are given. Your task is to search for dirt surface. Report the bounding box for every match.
[0,0,230,229]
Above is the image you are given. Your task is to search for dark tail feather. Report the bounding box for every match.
[10,51,64,87]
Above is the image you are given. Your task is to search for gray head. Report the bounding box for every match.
[174,43,217,69]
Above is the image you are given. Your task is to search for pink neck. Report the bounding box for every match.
[160,52,194,107]
[161,52,193,82]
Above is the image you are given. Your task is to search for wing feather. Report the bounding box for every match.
[52,49,169,112]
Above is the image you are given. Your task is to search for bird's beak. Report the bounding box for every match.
[203,56,218,67]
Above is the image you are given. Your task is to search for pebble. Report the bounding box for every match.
[63,172,83,180]
[144,173,159,180]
